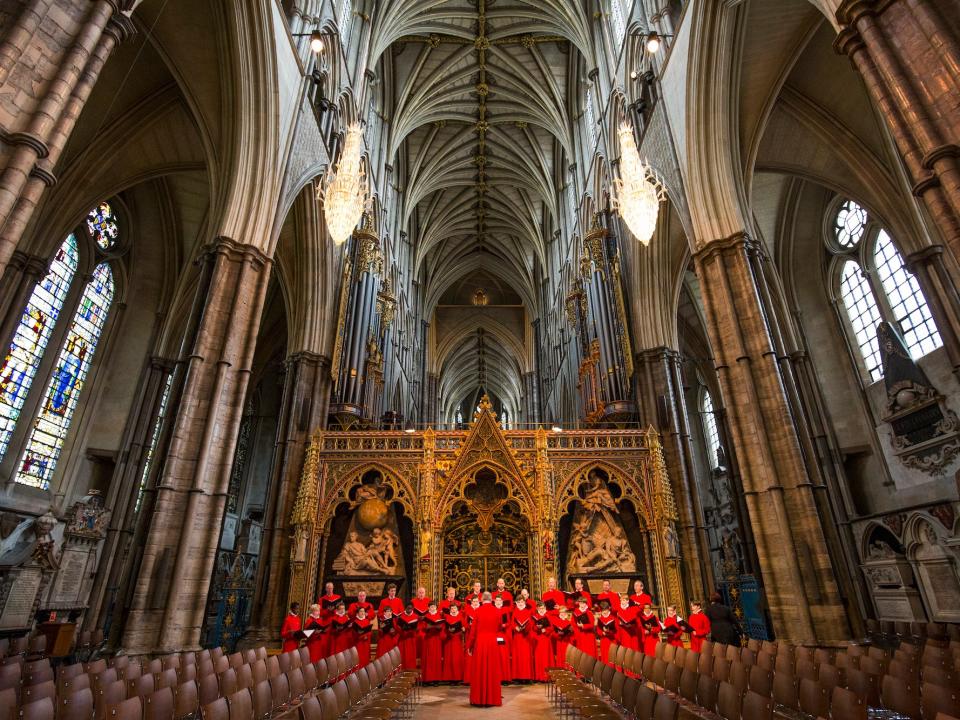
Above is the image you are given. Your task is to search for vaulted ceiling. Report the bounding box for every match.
[370,0,592,421]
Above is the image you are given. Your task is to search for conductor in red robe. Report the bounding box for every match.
[468,592,503,707]
[280,602,302,653]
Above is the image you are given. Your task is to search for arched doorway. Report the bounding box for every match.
[439,467,533,595]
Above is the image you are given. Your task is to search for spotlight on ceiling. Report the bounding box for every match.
[645,31,662,54]
[310,31,325,54]
[630,69,639,81]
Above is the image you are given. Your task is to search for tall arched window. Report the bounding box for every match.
[828,198,942,383]
[0,201,120,489]
[339,0,352,48]
[701,390,721,470]
[0,236,79,459]
[609,0,626,48]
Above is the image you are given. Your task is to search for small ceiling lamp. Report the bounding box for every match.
[319,123,368,245]
[612,122,665,246]
[645,31,662,53]
[309,31,325,54]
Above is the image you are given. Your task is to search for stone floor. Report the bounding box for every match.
[414,683,557,719]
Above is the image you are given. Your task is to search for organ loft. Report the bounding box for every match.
[0,0,959,717]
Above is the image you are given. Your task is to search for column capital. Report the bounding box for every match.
[104,13,137,44]
[692,231,766,263]
[200,236,272,269]
[905,243,945,268]
[9,249,48,277]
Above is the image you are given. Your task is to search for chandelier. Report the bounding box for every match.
[319,123,368,245]
[612,122,664,246]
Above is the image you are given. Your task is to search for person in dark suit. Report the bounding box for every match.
[705,592,742,645]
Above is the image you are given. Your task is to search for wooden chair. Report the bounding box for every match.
[830,686,866,720]
[145,687,175,720]
[742,690,773,720]
[104,696,142,720]
[922,682,960,719]
[748,665,773,696]
[652,695,678,720]
[174,681,198,720]
[798,678,828,718]
[200,698,227,720]
[881,674,921,719]
[664,663,682,692]
[678,668,698,702]
[269,673,291,713]
[250,681,271,720]
[634,685,657,720]
[696,674,719,712]
[716,681,743,720]
[197,674,219,708]
[225,690,251,720]
[57,688,94,720]
[772,672,799,710]
[21,697,55,720]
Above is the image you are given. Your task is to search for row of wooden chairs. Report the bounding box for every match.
[1,631,106,665]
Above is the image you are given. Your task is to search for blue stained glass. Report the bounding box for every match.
[86,202,119,250]
[16,263,115,489]
[0,236,78,461]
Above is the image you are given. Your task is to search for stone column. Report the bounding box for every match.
[835,0,960,270]
[121,238,271,654]
[694,233,851,643]
[907,245,960,376]
[242,351,331,648]
[635,347,713,602]
[0,3,135,276]
[0,250,47,344]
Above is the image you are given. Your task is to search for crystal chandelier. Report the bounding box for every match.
[612,122,664,246]
[319,123,368,245]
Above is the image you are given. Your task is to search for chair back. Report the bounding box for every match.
[145,687,175,720]
[174,681,199,720]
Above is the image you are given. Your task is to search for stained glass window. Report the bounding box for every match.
[873,230,942,359]
[134,372,173,513]
[839,260,884,382]
[702,391,721,469]
[86,202,119,250]
[0,236,78,461]
[15,263,115,489]
[610,0,626,45]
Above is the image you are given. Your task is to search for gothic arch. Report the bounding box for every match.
[318,462,417,530]
[554,459,653,527]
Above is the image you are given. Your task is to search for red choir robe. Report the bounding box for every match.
[462,605,478,682]
[467,603,503,706]
[542,589,566,615]
[510,606,534,681]
[412,597,432,658]
[443,614,466,682]
[329,612,353,654]
[421,612,445,682]
[378,596,404,619]
[595,612,619,664]
[353,617,373,665]
[662,615,683,648]
[397,612,420,671]
[493,590,513,607]
[348,600,374,618]
[465,592,484,607]
[496,607,512,681]
[532,612,553,680]
[318,593,341,619]
[281,612,302,654]
[616,605,640,652]
[375,615,398,657]
[304,614,328,662]
[639,611,662,657]
[687,612,711,653]
[565,590,592,610]
[549,615,574,667]
[597,591,620,610]
[573,609,596,657]
[439,598,461,614]
[629,592,653,609]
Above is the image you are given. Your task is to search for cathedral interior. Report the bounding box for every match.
[1,0,960,703]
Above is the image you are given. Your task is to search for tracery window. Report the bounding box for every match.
[701,390,721,470]
[16,263,115,489]
[134,372,174,512]
[828,198,942,383]
[0,236,79,459]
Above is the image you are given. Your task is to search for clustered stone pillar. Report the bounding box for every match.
[0,1,136,277]
[835,0,960,270]
[634,347,712,603]
[122,238,271,654]
[243,351,331,648]
[907,245,960,377]
[694,233,851,643]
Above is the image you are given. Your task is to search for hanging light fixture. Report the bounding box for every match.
[319,122,368,245]
[612,121,664,246]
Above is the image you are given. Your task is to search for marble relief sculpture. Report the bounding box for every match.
[330,473,404,577]
[565,469,637,575]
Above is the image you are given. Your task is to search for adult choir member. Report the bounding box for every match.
[687,601,711,652]
[376,607,398,658]
[439,587,460,614]
[318,582,341,618]
[532,603,553,681]
[304,604,327,662]
[639,604,662,657]
[661,606,684,648]
[378,583,404,618]
[542,577,565,615]
[550,607,574,666]
[572,597,596,657]
[412,587,432,659]
[465,580,483,604]
[630,580,652,608]
[595,603,619,663]
[616,596,640,651]
[493,578,513,607]
[493,596,512,682]
[353,607,373,665]
[280,602,302,653]
[330,602,354,653]
[511,597,534,682]
[570,578,592,609]
[463,597,481,683]
[597,580,619,609]
[443,604,466,682]
[421,601,445,683]
[467,592,503,707]
[348,590,374,618]
[397,604,420,670]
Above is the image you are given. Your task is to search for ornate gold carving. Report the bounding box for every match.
[355,214,382,276]
[611,256,634,379]
[376,276,396,329]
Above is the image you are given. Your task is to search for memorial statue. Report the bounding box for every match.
[565,471,637,576]
[329,473,405,578]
